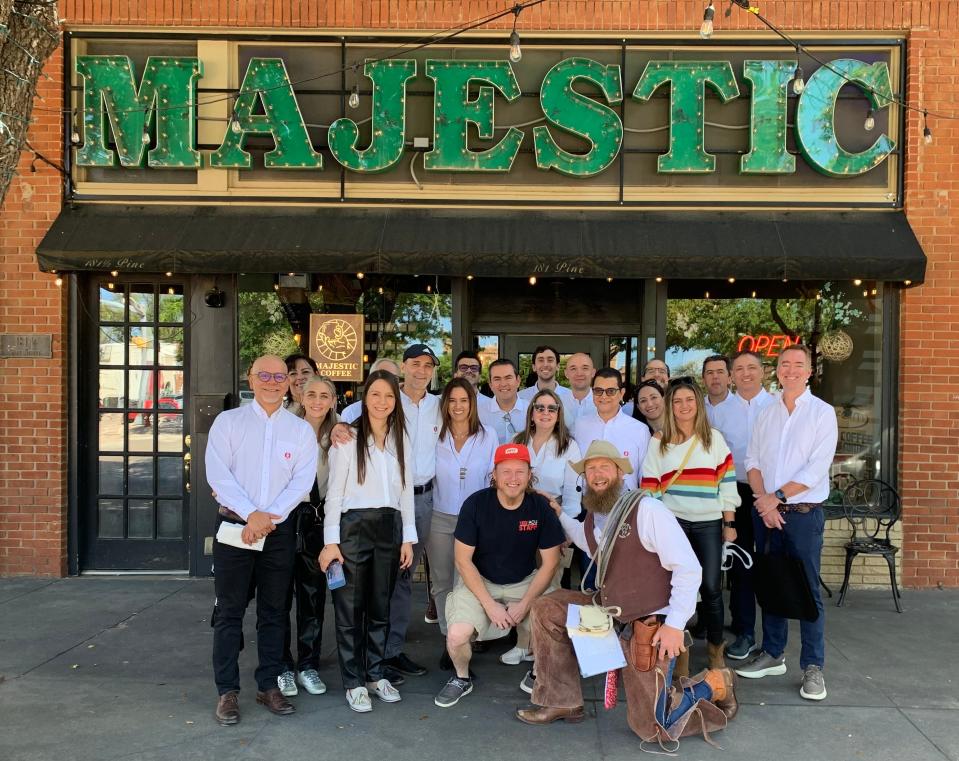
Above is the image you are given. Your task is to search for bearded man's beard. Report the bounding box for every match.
[582,475,625,515]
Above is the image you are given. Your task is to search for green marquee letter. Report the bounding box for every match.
[328,59,416,173]
[632,61,740,173]
[795,58,896,178]
[741,60,796,175]
[75,55,202,168]
[210,58,322,169]
[424,60,523,172]
[533,58,623,177]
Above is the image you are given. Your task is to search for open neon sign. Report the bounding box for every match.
[737,334,801,358]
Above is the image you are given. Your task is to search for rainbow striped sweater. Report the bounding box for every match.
[640,430,741,522]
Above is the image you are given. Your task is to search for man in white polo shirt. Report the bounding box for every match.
[518,345,576,427]
[572,367,650,490]
[480,358,530,445]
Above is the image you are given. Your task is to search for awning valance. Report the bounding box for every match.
[36,205,927,282]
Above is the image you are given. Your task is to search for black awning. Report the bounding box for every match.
[36,205,927,282]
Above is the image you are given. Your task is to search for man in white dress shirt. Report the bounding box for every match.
[572,367,650,490]
[518,345,576,427]
[563,351,596,421]
[736,344,837,702]
[704,351,775,660]
[205,355,318,725]
[479,358,530,444]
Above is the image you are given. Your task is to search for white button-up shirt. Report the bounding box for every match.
[479,395,530,445]
[573,411,651,490]
[339,400,361,424]
[518,383,577,428]
[205,401,318,524]
[745,388,838,504]
[565,391,596,421]
[400,390,441,486]
[559,494,701,631]
[323,434,417,544]
[433,425,498,517]
[706,388,775,482]
[522,435,582,517]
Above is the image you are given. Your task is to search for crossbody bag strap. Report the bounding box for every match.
[661,437,699,495]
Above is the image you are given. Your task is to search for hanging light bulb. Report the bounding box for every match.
[528,276,537,286]
[55,276,63,287]
[348,85,360,109]
[70,113,81,145]
[863,108,876,132]
[356,272,364,280]
[727,277,736,283]
[141,110,151,144]
[923,111,933,145]
[700,2,716,39]
[110,270,119,277]
[792,64,805,95]
[230,114,242,134]
[853,279,862,286]
[655,276,663,283]
[508,5,523,63]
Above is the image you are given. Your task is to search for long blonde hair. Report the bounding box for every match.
[660,380,713,454]
[302,375,339,462]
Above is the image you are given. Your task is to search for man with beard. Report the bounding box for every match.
[515,441,738,746]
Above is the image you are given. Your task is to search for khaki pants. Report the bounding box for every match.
[446,572,538,648]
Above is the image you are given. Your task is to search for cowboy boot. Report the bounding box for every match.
[703,667,738,720]
[707,640,727,670]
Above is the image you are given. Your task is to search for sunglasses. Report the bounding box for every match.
[254,371,289,383]
[503,412,517,435]
[591,386,621,397]
[533,403,560,414]
[457,364,481,374]
[668,376,697,388]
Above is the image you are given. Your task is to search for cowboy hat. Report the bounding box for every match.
[569,439,633,475]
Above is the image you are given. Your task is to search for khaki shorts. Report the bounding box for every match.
[445,572,538,642]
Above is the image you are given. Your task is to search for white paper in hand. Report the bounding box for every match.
[216,521,265,551]
[565,604,627,678]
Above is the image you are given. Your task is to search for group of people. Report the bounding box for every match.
[204,340,838,745]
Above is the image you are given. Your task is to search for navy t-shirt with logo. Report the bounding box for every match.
[454,487,565,585]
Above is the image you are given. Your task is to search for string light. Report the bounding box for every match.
[864,108,876,132]
[853,279,862,286]
[55,276,63,287]
[348,85,360,109]
[508,4,524,63]
[923,111,933,145]
[700,2,716,39]
[792,63,805,95]
[607,277,614,283]
[466,275,474,281]
[904,280,912,286]
[356,272,364,279]
[528,275,537,285]
[655,276,663,283]
[727,277,736,283]
[110,270,119,277]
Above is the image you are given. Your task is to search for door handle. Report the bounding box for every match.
[184,451,191,493]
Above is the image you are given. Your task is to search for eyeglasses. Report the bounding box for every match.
[457,364,481,374]
[668,376,697,389]
[254,371,289,383]
[591,386,621,397]
[532,403,560,414]
[503,412,517,435]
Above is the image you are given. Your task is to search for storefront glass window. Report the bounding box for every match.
[666,282,883,481]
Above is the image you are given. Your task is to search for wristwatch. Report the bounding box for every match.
[774,488,787,502]
[723,520,736,529]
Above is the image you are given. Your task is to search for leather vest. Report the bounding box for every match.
[584,503,672,624]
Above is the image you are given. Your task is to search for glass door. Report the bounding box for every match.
[82,279,190,570]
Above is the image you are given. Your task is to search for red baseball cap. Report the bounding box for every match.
[494,443,531,465]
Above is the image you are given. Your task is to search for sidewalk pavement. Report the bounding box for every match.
[0,578,956,761]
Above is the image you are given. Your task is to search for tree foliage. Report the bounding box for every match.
[0,1,61,207]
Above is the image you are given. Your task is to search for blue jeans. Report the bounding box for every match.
[753,507,826,670]
[655,657,713,728]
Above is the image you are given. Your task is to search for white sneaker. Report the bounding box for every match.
[346,686,373,713]
[277,670,298,697]
[367,678,402,703]
[500,647,534,665]
[297,669,327,695]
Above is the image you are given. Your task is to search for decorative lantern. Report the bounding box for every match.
[818,328,854,362]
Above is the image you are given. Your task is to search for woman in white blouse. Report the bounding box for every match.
[509,388,582,664]
[427,379,497,663]
[319,370,416,714]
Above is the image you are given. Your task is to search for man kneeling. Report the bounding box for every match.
[516,441,738,746]
[435,443,565,708]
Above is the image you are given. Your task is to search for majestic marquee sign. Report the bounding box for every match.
[308,314,365,381]
[74,54,896,180]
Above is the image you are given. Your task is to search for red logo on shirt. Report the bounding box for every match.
[518,520,539,532]
[623,451,629,457]
[284,452,292,460]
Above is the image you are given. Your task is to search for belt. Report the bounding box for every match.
[217,506,245,524]
[413,481,433,495]
[777,502,821,515]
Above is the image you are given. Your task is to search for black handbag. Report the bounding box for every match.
[295,479,325,557]
[753,531,819,622]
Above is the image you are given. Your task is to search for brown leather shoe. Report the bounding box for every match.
[516,704,585,725]
[704,667,738,720]
[215,691,240,726]
[256,687,296,716]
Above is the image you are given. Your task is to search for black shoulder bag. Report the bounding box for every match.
[753,529,819,622]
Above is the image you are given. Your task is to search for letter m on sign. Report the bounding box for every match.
[75,56,203,169]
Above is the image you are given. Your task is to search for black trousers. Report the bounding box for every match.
[676,518,724,646]
[212,516,295,695]
[332,508,401,690]
[283,503,328,672]
[729,481,758,637]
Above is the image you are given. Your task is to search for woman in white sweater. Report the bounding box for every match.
[641,377,740,671]
[319,370,416,713]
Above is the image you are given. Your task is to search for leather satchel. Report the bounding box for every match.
[629,617,661,672]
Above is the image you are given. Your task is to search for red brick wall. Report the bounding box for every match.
[2,1,957,583]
